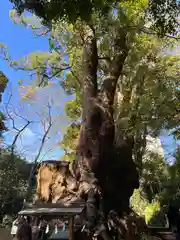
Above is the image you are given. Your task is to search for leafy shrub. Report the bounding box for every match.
[144,201,160,224]
[1,215,14,228]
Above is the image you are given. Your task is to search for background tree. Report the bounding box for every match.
[0,80,63,226]
[0,148,31,225]
[0,71,8,136]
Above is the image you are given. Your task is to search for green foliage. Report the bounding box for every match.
[149,206,168,226]
[10,0,112,23]
[0,71,8,88]
[158,147,180,207]
[131,189,168,226]
[2,0,179,161]
[0,47,66,88]
[65,98,81,120]
[115,36,180,141]
[148,0,180,35]
[60,123,81,161]
[144,201,160,224]
[0,112,7,136]
[0,1,178,229]
[0,71,8,135]
[130,189,149,216]
[0,1,178,231]
[10,0,180,36]
[0,149,30,221]
[140,152,168,202]
[1,215,14,228]
[130,152,168,223]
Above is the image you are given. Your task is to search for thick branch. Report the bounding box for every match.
[101,26,129,106]
[75,27,99,172]
[82,27,98,121]
[38,65,71,87]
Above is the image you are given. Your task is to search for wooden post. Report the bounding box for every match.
[69,217,74,240]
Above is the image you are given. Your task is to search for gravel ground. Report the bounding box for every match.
[0,227,12,240]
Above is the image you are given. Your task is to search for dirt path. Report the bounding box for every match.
[0,227,12,240]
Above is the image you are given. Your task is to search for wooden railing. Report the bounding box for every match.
[146,226,175,240]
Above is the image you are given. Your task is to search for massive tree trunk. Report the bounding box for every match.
[69,25,139,239]
[21,25,140,240]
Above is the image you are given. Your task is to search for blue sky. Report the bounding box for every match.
[0,1,70,161]
[0,1,179,162]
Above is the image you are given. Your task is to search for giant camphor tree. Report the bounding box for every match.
[6,0,180,239]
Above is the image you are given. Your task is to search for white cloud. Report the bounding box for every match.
[16,127,37,150]
[22,127,34,138]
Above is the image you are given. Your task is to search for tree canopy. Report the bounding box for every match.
[2,2,178,168]
[0,0,179,238]
[10,0,180,36]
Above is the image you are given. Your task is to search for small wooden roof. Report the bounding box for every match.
[19,201,85,217]
[40,160,70,165]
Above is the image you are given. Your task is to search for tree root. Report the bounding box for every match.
[17,141,140,240]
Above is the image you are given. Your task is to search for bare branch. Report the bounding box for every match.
[4,94,33,155]
[120,24,180,40]
[5,95,19,131]
[25,101,54,202]
[39,147,54,161]
[33,101,53,164]
[139,26,180,41]
[11,121,31,155]
[33,29,50,37]
[37,65,71,87]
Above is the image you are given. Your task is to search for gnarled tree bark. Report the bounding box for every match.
[68,25,139,239]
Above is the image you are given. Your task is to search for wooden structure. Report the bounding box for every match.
[18,160,85,240]
[18,201,85,240]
